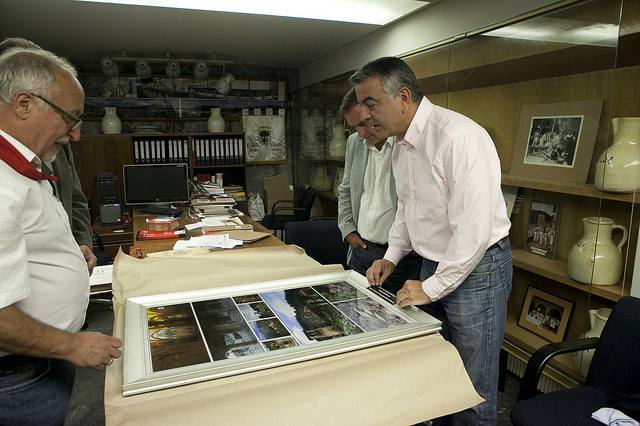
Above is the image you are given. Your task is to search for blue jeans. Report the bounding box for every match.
[349,241,422,294]
[421,237,512,426]
[0,355,75,425]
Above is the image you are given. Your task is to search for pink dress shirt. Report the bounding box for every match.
[384,97,511,301]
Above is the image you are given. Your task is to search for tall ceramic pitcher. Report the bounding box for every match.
[567,217,628,285]
[573,307,611,377]
[594,117,640,192]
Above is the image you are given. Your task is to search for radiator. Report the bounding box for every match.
[506,352,566,393]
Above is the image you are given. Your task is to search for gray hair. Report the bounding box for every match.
[339,87,359,116]
[349,56,423,104]
[0,37,42,52]
[0,47,78,106]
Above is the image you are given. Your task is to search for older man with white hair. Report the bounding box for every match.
[0,47,121,425]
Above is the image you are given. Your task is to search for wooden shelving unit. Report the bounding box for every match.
[512,249,629,302]
[502,174,640,204]
[504,319,582,388]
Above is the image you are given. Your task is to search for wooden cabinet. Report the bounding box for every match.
[92,221,133,260]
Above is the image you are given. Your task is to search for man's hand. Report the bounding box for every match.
[366,259,396,286]
[65,332,122,370]
[345,232,367,249]
[79,244,97,275]
[396,280,432,308]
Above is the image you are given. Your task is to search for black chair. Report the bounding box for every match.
[511,296,640,425]
[261,185,317,237]
[284,219,348,268]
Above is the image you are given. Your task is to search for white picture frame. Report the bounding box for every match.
[123,271,441,396]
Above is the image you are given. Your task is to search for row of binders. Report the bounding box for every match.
[192,137,245,166]
[132,138,189,164]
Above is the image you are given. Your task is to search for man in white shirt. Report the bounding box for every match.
[0,37,98,274]
[337,88,420,293]
[0,47,122,425]
[352,57,512,425]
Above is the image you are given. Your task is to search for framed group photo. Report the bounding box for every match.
[518,286,574,343]
[526,201,560,259]
[509,100,603,183]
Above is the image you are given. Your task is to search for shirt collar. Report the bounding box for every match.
[0,129,39,165]
[396,96,433,148]
[365,136,394,152]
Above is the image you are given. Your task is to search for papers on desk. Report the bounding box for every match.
[184,216,244,231]
[173,234,243,250]
[90,264,113,286]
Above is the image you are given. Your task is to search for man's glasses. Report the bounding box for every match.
[30,92,82,131]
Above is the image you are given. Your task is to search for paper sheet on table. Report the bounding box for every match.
[89,264,113,286]
[185,216,243,231]
[173,234,243,250]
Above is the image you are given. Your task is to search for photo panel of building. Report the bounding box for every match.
[334,298,408,332]
[261,286,364,344]
[146,304,211,372]
[192,298,266,361]
[312,281,368,303]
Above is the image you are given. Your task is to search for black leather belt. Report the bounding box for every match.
[488,236,508,252]
[0,354,47,377]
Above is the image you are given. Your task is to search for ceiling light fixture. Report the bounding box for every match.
[71,0,430,25]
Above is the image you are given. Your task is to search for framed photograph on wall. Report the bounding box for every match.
[123,271,441,396]
[518,287,574,343]
[509,100,603,183]
[526,201,560,259]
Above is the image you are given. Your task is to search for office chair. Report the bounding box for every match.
[284,219,348,268]
[511,296,640,425]
[261,185,317,238]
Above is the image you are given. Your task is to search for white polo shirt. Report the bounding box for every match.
[357,138,396,244]
[0,130,89,355]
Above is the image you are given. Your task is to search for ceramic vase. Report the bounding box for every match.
[328,124,347,159]
[594,117,640,192]
[207,108,225,133]
[101,107,122,134]
[215,73,235,95]
[567,217,628,285]
[311,166,332,192]
[573,307,611,377]
[334,168,344,198]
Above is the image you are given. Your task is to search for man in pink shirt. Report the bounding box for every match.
[351,57,512,426]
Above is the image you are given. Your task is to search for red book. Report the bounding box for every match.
[137,229,181,240]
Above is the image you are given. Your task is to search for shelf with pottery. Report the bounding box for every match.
[85,97,286,109]
[502,174,640,204]
[511,248,628,302]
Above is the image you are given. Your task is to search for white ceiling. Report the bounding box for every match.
[0,0,430,69]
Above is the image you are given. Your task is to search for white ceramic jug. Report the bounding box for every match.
[573,307,611,377]
[101,107,122,134]
[207,108,225,133]
[594,117,640,192]
[567,217,628,285]
[328,124,347,159]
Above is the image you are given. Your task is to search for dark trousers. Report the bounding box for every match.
[0,355,75,425]
[349,241,422,294]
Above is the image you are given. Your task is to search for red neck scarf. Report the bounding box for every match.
[0,133,58,182]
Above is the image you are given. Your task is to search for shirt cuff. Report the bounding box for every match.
[421,276,444,302]
[383,246,405,266]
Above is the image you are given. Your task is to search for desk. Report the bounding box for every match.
[130,208,283,255]
[105,247,481,425]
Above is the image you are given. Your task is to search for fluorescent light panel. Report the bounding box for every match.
[72,0,430,25]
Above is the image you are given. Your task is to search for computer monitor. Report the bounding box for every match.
[123,163,190,206]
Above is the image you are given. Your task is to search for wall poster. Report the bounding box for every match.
[123,271,441,396]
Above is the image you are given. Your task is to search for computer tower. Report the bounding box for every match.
[96,173,122,225]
